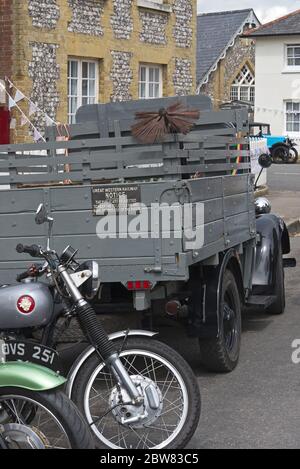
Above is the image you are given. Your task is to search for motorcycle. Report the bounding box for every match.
[0,353,94,449]
[271,137,298,164]
[0,204,201,449]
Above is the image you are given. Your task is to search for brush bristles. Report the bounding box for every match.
[131,102,200,144]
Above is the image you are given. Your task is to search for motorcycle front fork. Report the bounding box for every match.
[58,266,142,404]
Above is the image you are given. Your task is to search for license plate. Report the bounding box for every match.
[0,340,64,374]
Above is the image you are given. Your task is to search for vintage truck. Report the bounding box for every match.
[0,95,294,373]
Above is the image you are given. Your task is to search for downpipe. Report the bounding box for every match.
[58,266,142,403]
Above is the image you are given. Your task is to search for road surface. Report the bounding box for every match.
[268,164,300,192]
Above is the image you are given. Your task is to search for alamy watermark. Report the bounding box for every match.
[291,339,300,364]
[94,197,205,251]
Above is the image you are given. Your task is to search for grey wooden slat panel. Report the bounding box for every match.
[183,219,224,251]
[188,148,249,156]
[203,199,223,223]
[0,163,251,185]
[74,95,213,130]
[0,132,247,154]
[0,213,46,237]
[224,194,250,218]
[188,177,224,201]
[0,172,84,184]
[0,237,47,261]
[223,174,252,196]
[0,188,45,214]
[226,212,256,241]
[50,186,93,211]
[74,109,240,131]
[49,181,183,211]
[0,149,250,171]
[52,235,158,259]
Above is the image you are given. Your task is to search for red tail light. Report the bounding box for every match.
[126,281,153,291]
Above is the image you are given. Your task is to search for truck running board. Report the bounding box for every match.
[283,258,297,268]
[246,295,276,310]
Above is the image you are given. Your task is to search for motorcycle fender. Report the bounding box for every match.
[66,330,158,398]
[253,214,289,289]
[271,142,289,150]
[0,362,66,391]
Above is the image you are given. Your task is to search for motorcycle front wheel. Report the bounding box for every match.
[0,388,94,449]
[72,338,201,449]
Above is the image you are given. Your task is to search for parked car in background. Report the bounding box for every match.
[249,122,298,164]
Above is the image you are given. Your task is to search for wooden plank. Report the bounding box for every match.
[0,133,248,154]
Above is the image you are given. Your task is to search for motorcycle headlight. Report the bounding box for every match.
[77,261,100,299]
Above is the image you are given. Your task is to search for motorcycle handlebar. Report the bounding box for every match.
[16,244,41,258]
[16,271,30,282]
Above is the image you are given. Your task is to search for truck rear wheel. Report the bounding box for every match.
[199,270,241,373]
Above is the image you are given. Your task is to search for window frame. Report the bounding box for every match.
[230,64,255,104]
[285,44,300,70]
[285,100,300,135]
[139,64,163,100]
[67,58,99,124]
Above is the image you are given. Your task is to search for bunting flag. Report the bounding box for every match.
[10,118,16,130]
[0,79,47,142]
[21,115,28,127]
[29,102,38,116]
[8,97,16,110]
[46,115,55,126]
[14,90,25,104]
[33,129,43,142]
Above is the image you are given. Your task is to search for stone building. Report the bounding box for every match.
[0,0,197,142]
[196,9,260,108]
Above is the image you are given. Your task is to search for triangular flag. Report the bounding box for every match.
[33,128,43,142]
[45,115,55,126]
[29,102,38,116]
[8,97,16,110]
[21,115,28,126]
[10,118,16,130]
[14,90,25,103]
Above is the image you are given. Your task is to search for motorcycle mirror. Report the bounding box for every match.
[35,204,49,225]
[258,153,272,169]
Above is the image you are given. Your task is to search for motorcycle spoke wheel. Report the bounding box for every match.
[84,350,189,449]
[0,395,71,449]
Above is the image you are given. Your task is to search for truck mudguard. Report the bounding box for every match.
[188,249,243,339]
[253,214,290,291]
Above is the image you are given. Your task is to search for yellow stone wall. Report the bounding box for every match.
[8,0,197,143]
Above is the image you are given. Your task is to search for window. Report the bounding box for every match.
[286,45,300,67]
[286,101,300,133]
[230,65,255,103]
[68,59,98,124]
[139,64,163,100]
